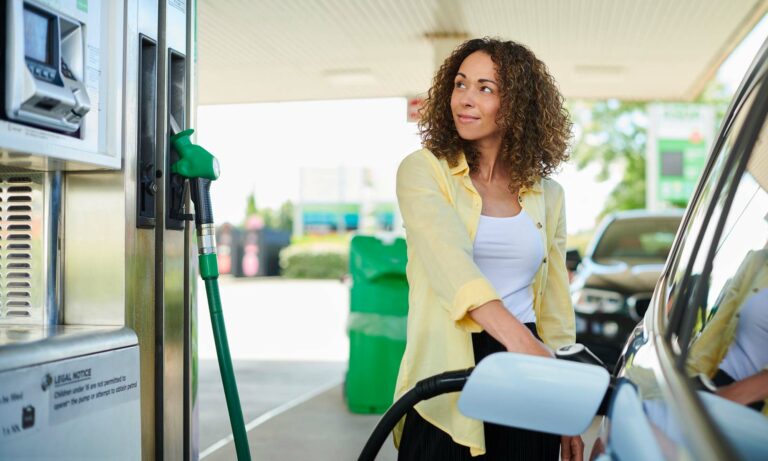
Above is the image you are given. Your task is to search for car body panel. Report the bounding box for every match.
[608,381,665,461]
[697,392,768,460]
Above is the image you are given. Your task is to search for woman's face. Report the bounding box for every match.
[450,51,502,147]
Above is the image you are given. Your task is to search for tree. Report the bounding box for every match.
[571,79,732,219]
[245,192,258,217]
[570,99,648,218]
[275,200,294,232]
[242,193,293,232]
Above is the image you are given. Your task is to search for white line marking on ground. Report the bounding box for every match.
[199,378,343,459]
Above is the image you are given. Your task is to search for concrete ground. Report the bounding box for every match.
[197,277,395,460]
[196,277,598,460]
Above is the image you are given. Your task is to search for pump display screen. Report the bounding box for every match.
[24,8,51,64]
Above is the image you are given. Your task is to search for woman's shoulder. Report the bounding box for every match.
[398,148,451,177]
[541,177,564,197]
[400,148,444,167]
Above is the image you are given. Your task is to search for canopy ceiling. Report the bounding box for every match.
[198,0,768,104]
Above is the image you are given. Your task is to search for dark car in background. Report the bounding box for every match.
[569,210,684,368]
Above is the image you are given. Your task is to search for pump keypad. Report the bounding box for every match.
[26,62,57,83]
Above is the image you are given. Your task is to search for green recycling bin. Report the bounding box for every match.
[345,235,408,414]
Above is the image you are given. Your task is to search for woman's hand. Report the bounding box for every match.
[561,435,584,461]
[469,300,553,357]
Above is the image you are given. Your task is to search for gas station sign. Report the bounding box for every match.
[657,137,708,202]
[647,104,715,209]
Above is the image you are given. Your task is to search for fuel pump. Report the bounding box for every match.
[0,1,199,459]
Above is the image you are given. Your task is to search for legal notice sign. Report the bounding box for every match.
[0,345,140,458]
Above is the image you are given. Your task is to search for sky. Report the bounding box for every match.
[717,14,768,94]
[197,16,768,233]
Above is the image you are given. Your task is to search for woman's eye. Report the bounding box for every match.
[481,86,493,94]
[454,81,465,89]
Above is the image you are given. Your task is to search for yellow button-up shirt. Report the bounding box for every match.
[393,148,575,456]
[687,249,768,415]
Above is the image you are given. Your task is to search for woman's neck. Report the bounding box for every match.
[472,140,505,184]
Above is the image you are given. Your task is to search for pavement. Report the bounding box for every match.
[196,277,396,460]
[195,277,597,460]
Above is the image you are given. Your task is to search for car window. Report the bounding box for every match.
[592,217,681,264]
[661,80,761,343]
[682,113,768,415]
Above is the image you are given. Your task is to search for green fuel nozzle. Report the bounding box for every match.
[170,127,219,229]
[169,120,252,461]
[170,128,220,181]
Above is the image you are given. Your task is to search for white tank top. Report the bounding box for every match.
[719,287,768,381]
[472,210,544,324]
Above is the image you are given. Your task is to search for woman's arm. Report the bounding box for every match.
[469,300,552,357]
[397,151,499,331]
[716,369,768,405]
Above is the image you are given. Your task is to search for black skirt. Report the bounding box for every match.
[397,323,561,460]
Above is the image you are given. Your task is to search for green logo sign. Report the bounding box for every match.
[657,138,707,203]
[77,0,88,12]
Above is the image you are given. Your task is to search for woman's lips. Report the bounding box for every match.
[456,114,479,123]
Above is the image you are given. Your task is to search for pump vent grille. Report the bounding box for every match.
[0,175,45,324]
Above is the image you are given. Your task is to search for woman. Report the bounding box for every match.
[394,38,582,460]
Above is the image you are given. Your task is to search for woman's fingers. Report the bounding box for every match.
[561,435,572,461]
[571,435,585,461]
[561,435,585,461]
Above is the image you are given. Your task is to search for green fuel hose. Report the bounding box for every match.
[170,123,252,461]
[200,254,251,461]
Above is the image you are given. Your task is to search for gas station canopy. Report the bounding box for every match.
[198,0,768,104]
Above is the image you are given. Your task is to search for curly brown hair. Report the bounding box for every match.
[419,37,572,189]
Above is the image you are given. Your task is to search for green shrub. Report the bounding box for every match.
[279,242,349,279]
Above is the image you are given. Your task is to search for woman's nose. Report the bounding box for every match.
[459,90,474,107]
